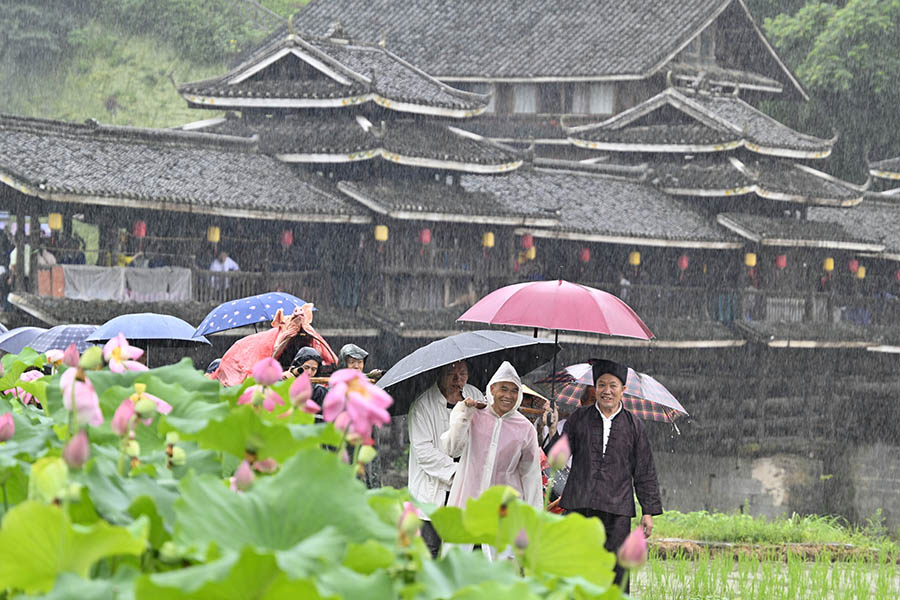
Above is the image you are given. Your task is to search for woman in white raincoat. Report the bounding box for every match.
[440,361,543,512]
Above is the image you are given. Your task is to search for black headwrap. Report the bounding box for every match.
[291,346,323,370]
[589,358,628,386]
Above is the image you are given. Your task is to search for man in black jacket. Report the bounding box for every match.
[559,358,662,592]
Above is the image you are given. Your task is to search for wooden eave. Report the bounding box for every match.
[513,226,743,250]
[278,149,522,174]
[715,214,884,252]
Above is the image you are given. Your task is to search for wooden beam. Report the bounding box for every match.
[13,196,24,292]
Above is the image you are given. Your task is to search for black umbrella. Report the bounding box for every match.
[377,330,560,415]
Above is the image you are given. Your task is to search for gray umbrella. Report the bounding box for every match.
[377,330,560,415]
[0,326,48,354]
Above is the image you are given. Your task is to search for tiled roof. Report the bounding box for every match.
[295,0,743,80]
[179,34,488,116]
[460,167,741,247]
[736,320,900,346]
[666,62,783,92]
[0,115,367,222]
[337,178,558,225]
[570,89,834,157]
[653,157,865,206]
[716,212,884,251]
[809,199,900,258]
[202,116,523,172]
[869,156,900,179]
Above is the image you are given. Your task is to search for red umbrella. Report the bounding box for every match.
[456,280,653,339]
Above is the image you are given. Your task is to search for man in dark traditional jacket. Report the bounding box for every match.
[559,358,662,592]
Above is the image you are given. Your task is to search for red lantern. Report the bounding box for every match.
[677,255,689,271]
[418,228,432,245]
[280,229,293,247]
[132,220,147,239]
[521,234,534,250]
[775,254,787,270]
[579,248,590,263]
[895,269,900,282]
[848,259,859,274]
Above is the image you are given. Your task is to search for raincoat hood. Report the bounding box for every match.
[485,361,524,416]
[292,346,323,370]
[339,343,368,366]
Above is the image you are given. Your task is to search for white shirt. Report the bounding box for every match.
[596,401,623,454]
[210,256,239,272]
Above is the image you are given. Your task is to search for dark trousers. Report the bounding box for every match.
[572,508,632,593]
[421,520,442,559]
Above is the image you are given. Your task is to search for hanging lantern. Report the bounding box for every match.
[677,254,689,271]
[520,234,534,250]
[579,248,591,263]
[132,220,147,239]
[418,228,432,245]
[280,229,294,247]
[895,268,900,282]
[775,254,787,270]
[482,231,495,249]
[744,253,757,268]
[207,226,221,243]
[48,213,63,231]
[856,266,866,280]
[525,246,536,261]
[848,259,859,274]
[374,225,389,242]
[823,257,834,272]
[628,251,641,266]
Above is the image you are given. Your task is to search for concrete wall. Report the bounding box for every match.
[847,443,900,535]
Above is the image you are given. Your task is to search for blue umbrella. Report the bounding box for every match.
[194,292,313,338]
[0,326,48,354]
[29,324,98,353]
[86,313,210,345]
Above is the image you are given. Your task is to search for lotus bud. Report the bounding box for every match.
[159,541,180,563]
[62,343,80,368]
[165,431,180,445]
[617,528,648,569]
[234,460,254,491]
[125,439,141,457]
[0,413,14,442]
[514,528,529,551]
[253,457,278,473]
[79,346,104,370]
[547,435,571,471]
[169,446,187,467]
[63,430,90,469]
[111,400,135,436]
[398,501,423,537]
[252,357,283,386]
[290,372,312,407]
[134,396,157,420]
[302,400,321,414]
[357,445,377,465]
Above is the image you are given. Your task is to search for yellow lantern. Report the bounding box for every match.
[482,231,495,248]
[48,213,63,231]
[628,251,641,266]
[374,225,389,242]
[823,257,834,272]
[857,265,866,280]
[207,226,221,243]
[744,252,757,268]
[525,245,536,261]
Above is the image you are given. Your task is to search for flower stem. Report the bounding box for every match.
[1,483,7,513]
[544,467,558,510]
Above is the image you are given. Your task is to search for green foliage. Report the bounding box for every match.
[0,352,623,598]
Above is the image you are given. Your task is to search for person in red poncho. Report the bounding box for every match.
[210,303,337,386]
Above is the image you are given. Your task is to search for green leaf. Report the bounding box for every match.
[274,527,347,578]
[315,565,396,600]
[522,511,616,589]
[343,540,394,575]
[0,501,147,594]
[450,581,542,600]
[31,572,123,600]
[173,448,395,557]
[418,546,521,600]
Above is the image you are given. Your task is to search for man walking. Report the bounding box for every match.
[407,361,485,558]
[559,358,662,592]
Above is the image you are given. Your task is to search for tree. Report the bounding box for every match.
[761,0,900,182]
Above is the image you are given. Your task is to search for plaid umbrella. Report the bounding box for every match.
[29,324,99,353]
[532,363,688,424]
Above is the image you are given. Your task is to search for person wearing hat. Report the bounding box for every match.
[559,358,662,592]
[290,346,327,405]
[339,343,385,381]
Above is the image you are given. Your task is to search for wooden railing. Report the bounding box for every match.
[193,270,336,307]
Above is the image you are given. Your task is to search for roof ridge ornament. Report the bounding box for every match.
[326,21,349,43]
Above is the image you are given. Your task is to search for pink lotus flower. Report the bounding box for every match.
[230,460,255,492]
[63,430,90,468]
[302,400,321,414]
[617,527,648,569]
[61,368,103,426]
[62,343,80,368]
[253,458,278,473]
[238,385,284,412]
[5,369,45,406]
[289,372,312,407]
[514,528,529,551]
[103,333,147,373]
[45,349,65,365]
[322,369,392,440]
[0,413,14,441]
[398,501,423,537]
[111,399,136,436]
[547,435,571,471]
[129,383,172,422]
[252,357,282,386]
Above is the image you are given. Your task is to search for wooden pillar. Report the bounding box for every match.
[13,196,25,292]
[29,213,39,294]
